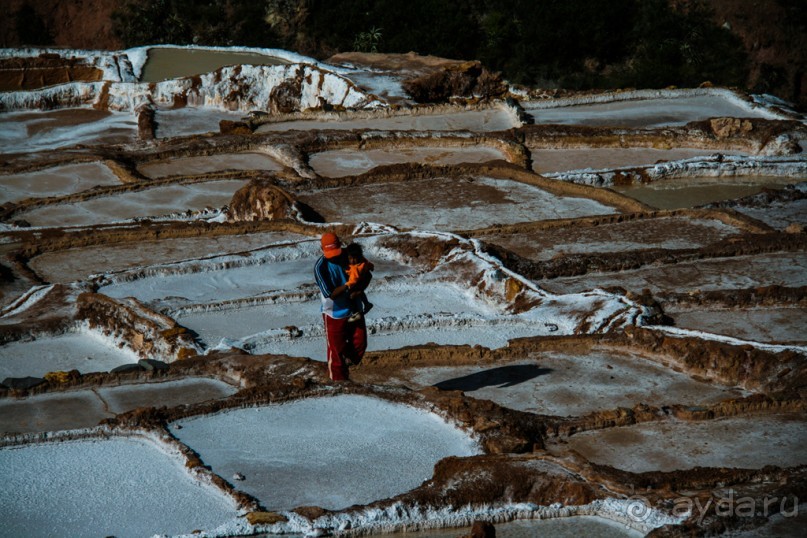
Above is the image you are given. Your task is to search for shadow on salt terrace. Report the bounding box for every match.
[406,353,746,417]
[0,377,237,434]
[15,179,249,228]
[0,161,121,204]
[0,108,137,155]
[523,93,780,129]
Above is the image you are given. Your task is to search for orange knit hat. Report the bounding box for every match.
[320,232,342,258]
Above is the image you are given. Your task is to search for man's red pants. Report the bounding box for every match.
[323,314,367,381]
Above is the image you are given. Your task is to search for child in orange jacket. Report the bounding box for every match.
[345,242,374,322]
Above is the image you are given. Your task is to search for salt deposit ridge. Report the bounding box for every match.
[0,45,806,538]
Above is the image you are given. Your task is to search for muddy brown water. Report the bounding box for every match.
[613,176,800,209]
[139,48,289,82]
[530,147,745,174]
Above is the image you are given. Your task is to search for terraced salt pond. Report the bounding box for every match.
[540,252,807,295]
[309,146,507,177]
[531,148,745,174]
[139,47,289,83]
[478,216,740,261]
[99,244,411,309]
[154,107,252,138]
[0,437,239,537]
[561,414,807,472]
[297,176,617,231]
[18,179,248,227]
[381,517,642,538]
[407,352,743,416]
[138,152,283,178]
[0,378,236,434]
[257,108,518,132]
[525,94,771,128]
[0,161,120,203]
[31,231,308,283]
[0,331,139,378]
[736,197,807,230]
[0,108,137,155]
[613,176,799,209]
[168,395,480,511]
[668,306,807,344]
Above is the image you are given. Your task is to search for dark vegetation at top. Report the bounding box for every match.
[15,0,802,107]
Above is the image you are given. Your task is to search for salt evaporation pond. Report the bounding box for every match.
[0,378,236,434]
[297,176,617,231]
[169,395,480,511]
[31,231,308,283]
[100,249,411,308]
[668,306,807,344]
[525,94,768,128]
[541,253,807,295]
[309,146,506,177]
[562,414,807,473]
[379,516,642,538]
[175,280,545,355]
[257,108,518,132]
[408,353,742,416]
[138,151,283,178]
[613,176,798,210]
[0,437,238,538]
[478,217,740,261]
[18,179,248,227]
[0,332,140,378]
[154,107,247,138]
[0,108,137,154]
[139,47,289,82]
[0,161,120,203]
[531,147,744,174]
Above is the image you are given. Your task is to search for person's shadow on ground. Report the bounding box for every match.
[434,364,552,392]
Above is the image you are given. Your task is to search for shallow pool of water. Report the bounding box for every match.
[613,177,796,209]
[138,152,283,178]
[139,47,288,82]
[0,162,120,204]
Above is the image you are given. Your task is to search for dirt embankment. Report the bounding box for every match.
[0,56,103,92]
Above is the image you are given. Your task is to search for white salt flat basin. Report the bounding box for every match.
[531,147,745,174]
[138,152,283,178]
[736,198,807,230]
[0,332,140,379]
[18,179,248,227]
[0,162,120,204]
[525,95,768,128]
[169,395,480,511]
[309,146,506,177]
[0,437,238,538]
[154,107,247,138]
[668,306,807,344]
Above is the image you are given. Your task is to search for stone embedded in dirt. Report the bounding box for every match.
[1,377,46,390]
[245,511,288,525]
[710,117,753,138]
[233,472,245,481]
[228,179,298,222]
[219,120,253,135]
[111,364,145,374]
[137,359,169,372]
[785,223,805,234]
[460,520,496,538]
